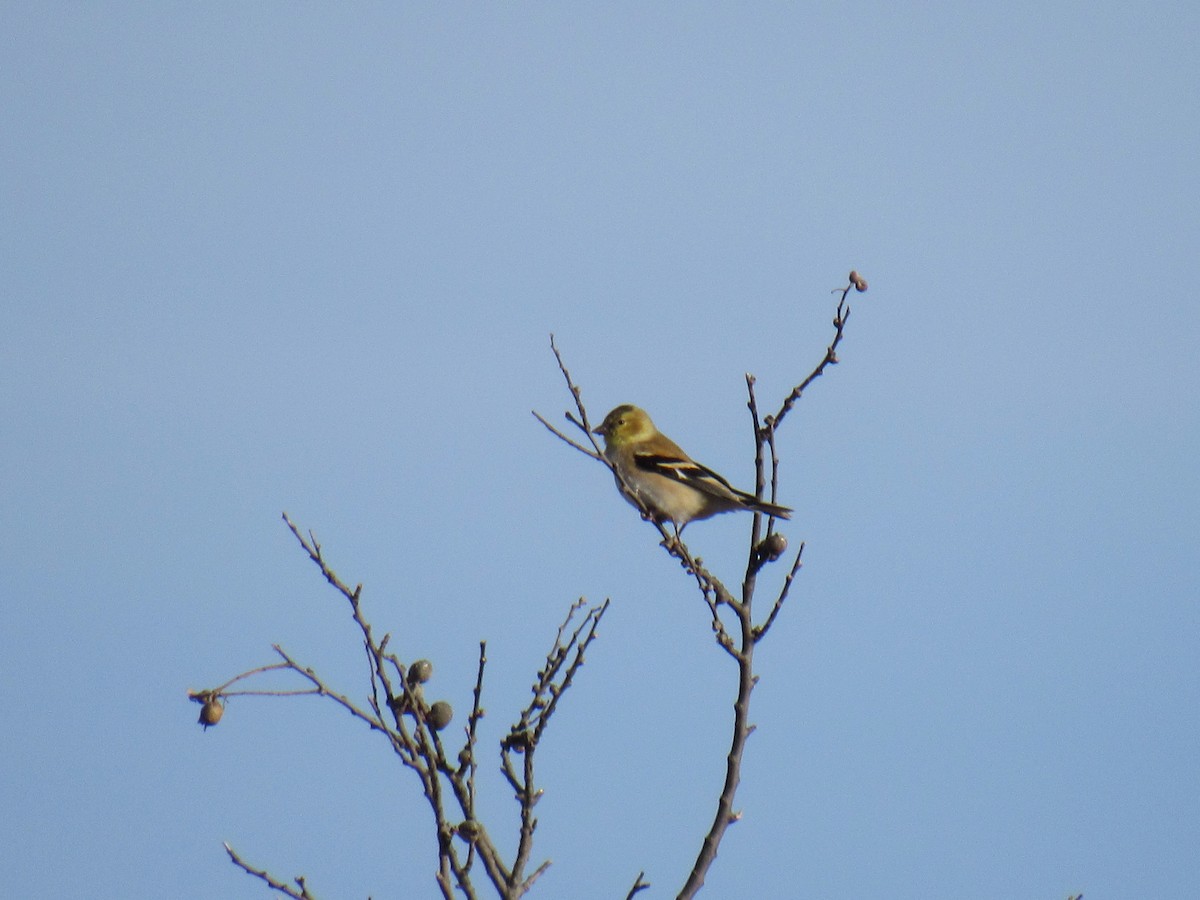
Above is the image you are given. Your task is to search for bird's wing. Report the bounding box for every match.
[633,452,740,501]
[634,450,791,518]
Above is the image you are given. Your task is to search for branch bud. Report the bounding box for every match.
[502,728,532,753]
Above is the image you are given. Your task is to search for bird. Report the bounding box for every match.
[592,404,792,530]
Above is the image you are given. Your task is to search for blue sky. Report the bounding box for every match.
[2,4,1197,898]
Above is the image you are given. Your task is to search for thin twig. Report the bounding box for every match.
[531,334,607,456]
[270,644,388,733]
[741,376,768,601]
[754,542,805,643]
[497,597,610,893]
[625,870,651,899]
[223,843,317,900]
[531,410,601,459]
[189,661,293,698]
[770,286,852,431]
[524,858,553,893]
[458,641,488,872]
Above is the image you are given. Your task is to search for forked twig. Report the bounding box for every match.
[754,542,805,643]
[625,870,651,898]
[500,597,611,890]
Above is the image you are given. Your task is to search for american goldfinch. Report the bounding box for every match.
[592,404,792,529]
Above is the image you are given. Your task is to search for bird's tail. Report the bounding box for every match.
[738,493,792,520]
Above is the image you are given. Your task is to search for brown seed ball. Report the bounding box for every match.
[760,532,788,562]
[428,701,453,731]
[199,698,224,729]
[407,659,434,685]
[457,819,481,841]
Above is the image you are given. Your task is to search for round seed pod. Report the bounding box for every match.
[428,701,453,731]
[407,659,434,685]
[199,697,224,729]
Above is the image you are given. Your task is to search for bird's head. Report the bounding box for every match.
[593,404,655,445]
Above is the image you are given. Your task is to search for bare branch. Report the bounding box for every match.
[534,283,861,897]
[678,592,756,899]
[223,843,318,900]
[531,409,601,459]
[681,276,864,894]
[187,662,294,700]
[524,858,553,893]
[500,597,610,888]
[754,541,805,643]
[204,512,614,900]
[741,375,778,606]
[770,284,853,431]
[549,334,601,433]
[537,598,607,743]
[625,870,651,899]
[745,372,768,520]
[282,513,360,605]
[268,644,391,731]
[532,334,607,455]
[461,642,488,840]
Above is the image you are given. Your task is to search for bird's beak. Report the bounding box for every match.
[592,424,605,436]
